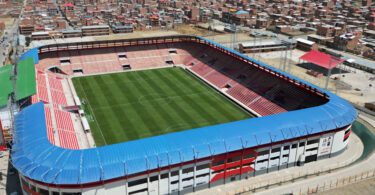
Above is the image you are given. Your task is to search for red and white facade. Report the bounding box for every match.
[20,125,351,195]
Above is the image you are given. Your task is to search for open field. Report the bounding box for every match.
[73,68,251,146]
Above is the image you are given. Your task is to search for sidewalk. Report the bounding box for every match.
[190,133,363,195]
[253,116,375,195]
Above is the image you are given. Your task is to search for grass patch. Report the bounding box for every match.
[73,68,252,146]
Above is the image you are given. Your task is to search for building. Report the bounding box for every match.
[10,36,356,195]
[296,38,319,51]
[307,34,334,45]
[333,32,362,51]
[316,25,344,37]
[255,18,270,29]
[61,29,82,38]
[19,23,35,35]
[239,39,296,53]
[81,25,110,36]
[111,23,134,33]
[31,31,51,41]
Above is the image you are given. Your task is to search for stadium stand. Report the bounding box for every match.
[10,36,357,195]
[33,68,79,149]
[55,109,79,149]
[44,106,55,144]
[34,39,328,117]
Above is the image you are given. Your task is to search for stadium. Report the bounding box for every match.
[2,35,356,195]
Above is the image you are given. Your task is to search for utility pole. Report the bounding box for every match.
[324,58,332,89]
[231,23,237,50]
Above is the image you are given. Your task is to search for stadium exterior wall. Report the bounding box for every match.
[19,125,351,195]
[12,35,357,195]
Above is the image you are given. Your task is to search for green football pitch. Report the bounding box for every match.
[72,68,252,146]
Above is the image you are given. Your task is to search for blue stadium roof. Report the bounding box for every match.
[11,36,357,185]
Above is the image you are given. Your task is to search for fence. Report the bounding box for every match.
[300,168,375,195]
[229,167,375,195]
[221,157,359,195]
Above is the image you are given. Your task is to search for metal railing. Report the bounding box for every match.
[300,168,375,195]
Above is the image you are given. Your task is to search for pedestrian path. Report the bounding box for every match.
[190,133,363,195]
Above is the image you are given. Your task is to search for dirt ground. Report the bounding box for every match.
[251,50,375,106]
[173,24,212,36]
[0,17,15,28]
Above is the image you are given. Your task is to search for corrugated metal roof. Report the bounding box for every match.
[11,37,357,185]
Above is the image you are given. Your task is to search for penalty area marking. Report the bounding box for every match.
[76,79,108,146]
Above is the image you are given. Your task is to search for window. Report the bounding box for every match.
[282,154,289,158]
[118,53,127,59]
[212,160,224,167]
[165,60,174,65]
[161,173,168,179]
[169,49,177,54]
[171,180,179,185]
[39,188,49,195]
[171,171,179,177]
[243,162,254,167]
[257,150,269,156]
[150,175,158,182]
[122,64,131,70]
[257,159,268,163]
[196,164,209,170]
[182,176,194,182]
[306,147,318,152]
[270,156,279,160]
[129,189,147,195]
[227,156,241,163]
[271,147,281,153]
[52,192,60,195]
[224,84,232,89]
[182,167,194,174]
[128,178,147,187]
[62,193,81,195]
[73,69,83,74]
[196,173,209,178]
[227,165,241,171]
[212,170,223,174]
[292,144,297,149]
[244,153,255,159]
[283,145,290,150]
[60,58,71,64]
[307,139,319,145]
[299,142,305,147]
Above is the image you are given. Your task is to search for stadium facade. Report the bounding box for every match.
[8,36,356,195]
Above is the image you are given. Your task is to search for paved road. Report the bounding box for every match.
[0,21,19,66]
[256,116,375,195]
[191,131,363,195]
